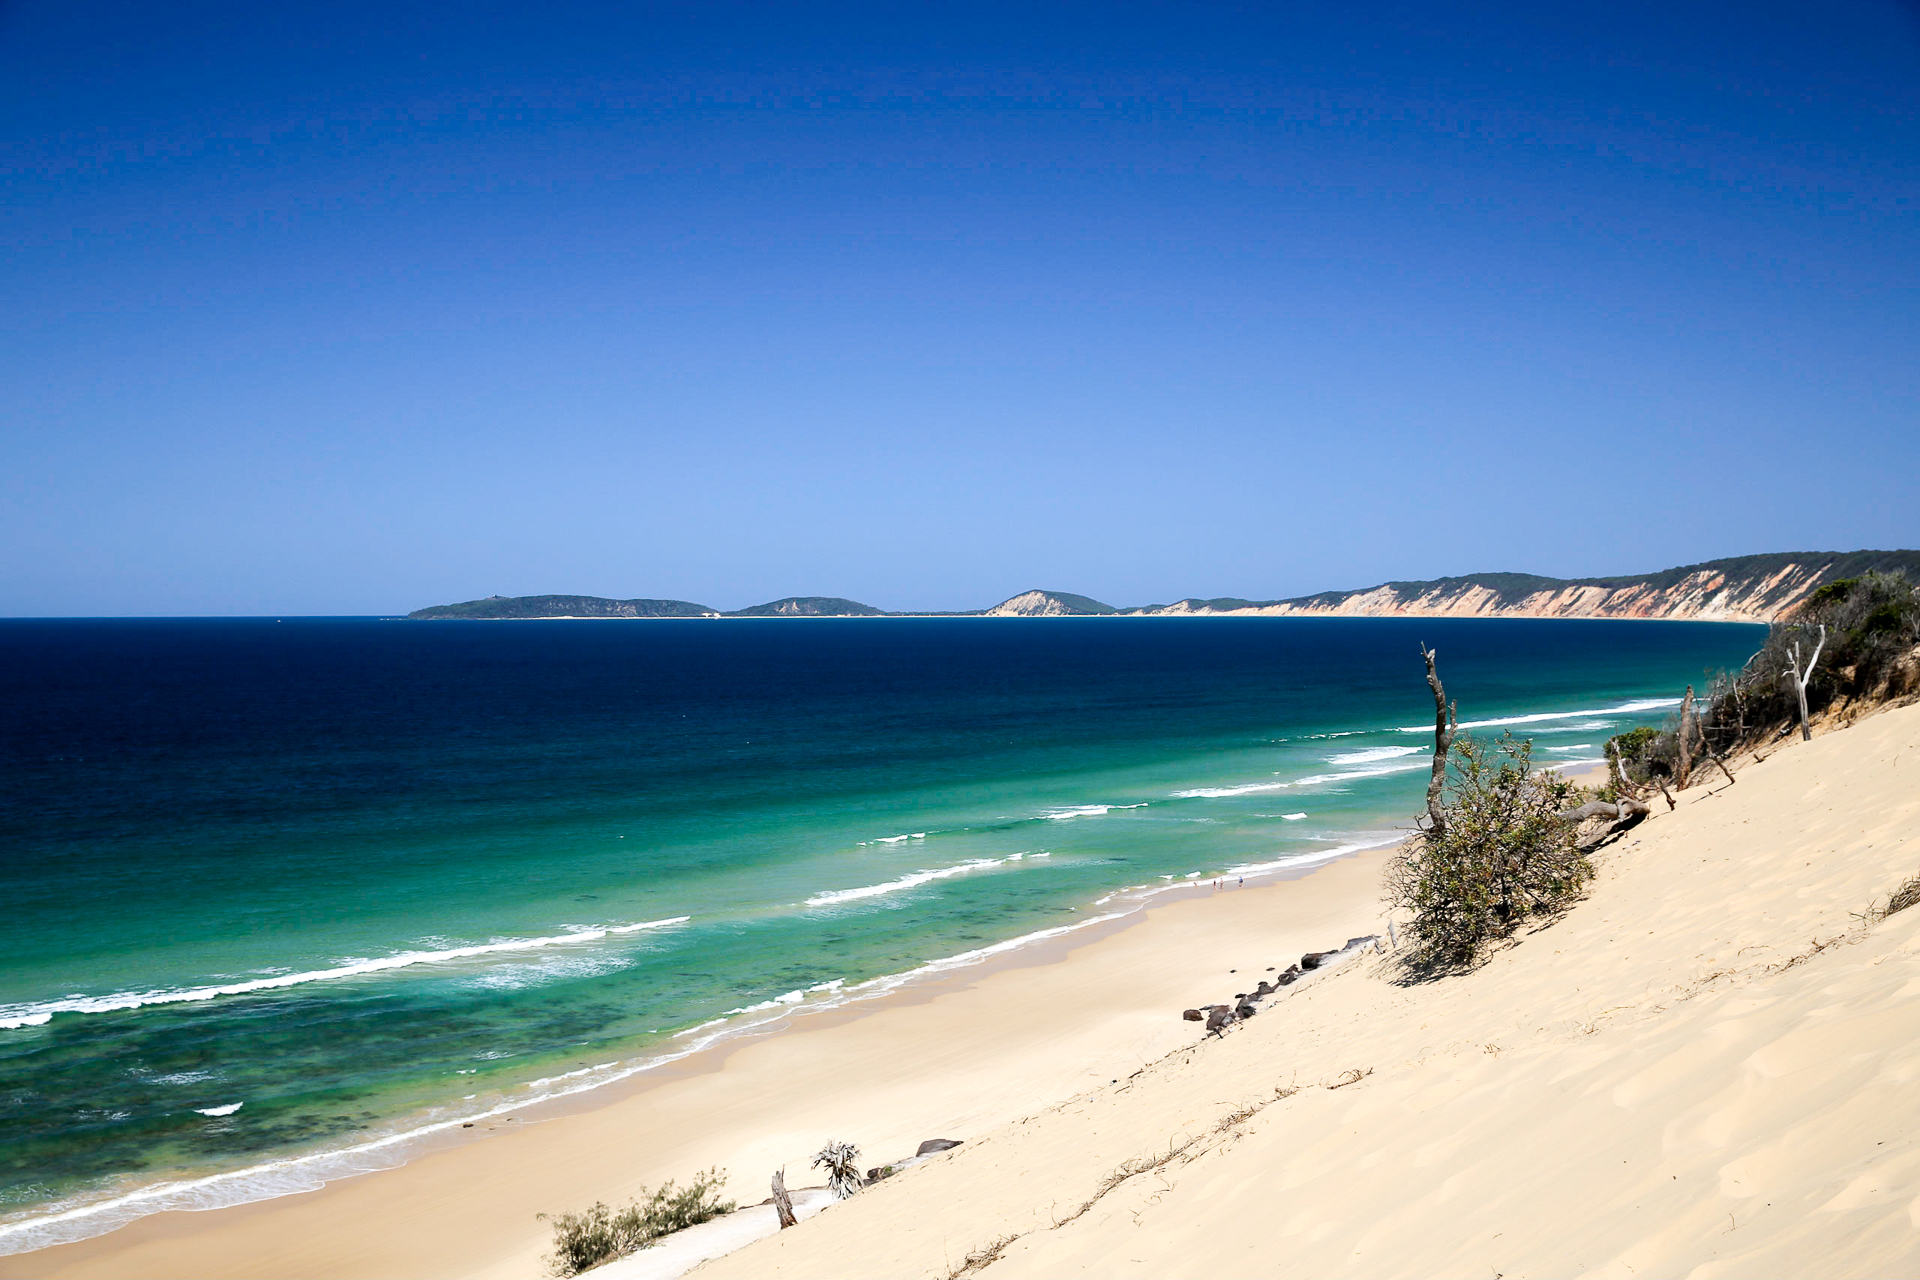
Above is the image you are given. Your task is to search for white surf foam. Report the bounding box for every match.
[1326,745,1426,766]
[0,918,692,1030]
[1171,780,1291,799]
[1394,697,1677,733]
[192,1103,243,1118]
[1224,834,1402,878]
[804,859,1006,907]
[1291,761,1432,787]
[1282,812,1307,820]
[1042,803,1147,820]
[863,832,927,845]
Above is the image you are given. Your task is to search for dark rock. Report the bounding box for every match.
[1276,965,1301,985]
[1234,1000,1257,1019]
[1300,950,1336,970]
[1182,1008,1206,1022]
[1204,1005,1235,1034]
[915,1138,963,1156]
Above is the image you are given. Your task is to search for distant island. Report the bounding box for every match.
[407,550,1920,624]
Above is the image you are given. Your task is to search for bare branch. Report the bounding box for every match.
[1420,644,1454,838]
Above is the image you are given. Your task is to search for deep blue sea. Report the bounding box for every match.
[0,616,1763,1251]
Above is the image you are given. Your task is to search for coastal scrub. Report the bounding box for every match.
[1384,734,1588,970]
[540,1168,735,1276]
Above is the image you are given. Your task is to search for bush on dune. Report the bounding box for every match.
[541,1168,735,1277]
[1385,734,1590,971]
[1707,572,1920,747]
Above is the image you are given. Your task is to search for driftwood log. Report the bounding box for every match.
[771,1167,797,1229]
[1559,743,1654,845]
[1558,798,1653,824]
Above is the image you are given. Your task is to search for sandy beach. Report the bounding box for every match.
[11,701,1918,1279]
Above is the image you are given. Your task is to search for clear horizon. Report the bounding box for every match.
[5,1,1917,616]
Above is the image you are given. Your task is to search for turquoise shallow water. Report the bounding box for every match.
[0,616,1763,1250]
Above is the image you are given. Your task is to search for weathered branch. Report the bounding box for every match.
[1610,741,1635,795]
[1785,624,1828,742]
[1676,685,1695,789]
[1420,644,1455,837]
[1699,737,1737,786]
[1558,798,1652,823]
[771,1167,797,1229]
[1557,795,1652,848]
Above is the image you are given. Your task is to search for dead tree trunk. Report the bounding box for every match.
[771,1167,797,1229]
[1785,625,1827,742]
[1676,685,1695,789]
[1420,644,1456,838]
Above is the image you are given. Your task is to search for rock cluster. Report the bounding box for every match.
[1179,937,1380,1035]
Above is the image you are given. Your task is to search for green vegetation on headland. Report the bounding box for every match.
[408,595,718,620]
[724,596,889,617]
[405,550,1920,622]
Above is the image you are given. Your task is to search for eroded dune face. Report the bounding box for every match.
[1154,562,1832,623]
[699,701,1920,1280]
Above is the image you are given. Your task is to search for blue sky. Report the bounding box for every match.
[4,0,1917,614]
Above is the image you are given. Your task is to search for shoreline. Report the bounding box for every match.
[2,838,1400,1279]
[0,720,1647,1264]
[690,699,1920,1280]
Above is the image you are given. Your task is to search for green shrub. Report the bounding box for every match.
[1705,571,1920,747]
[541,1168,735,1276]
[1385,734,1590,970]
[1600,726,1667,793]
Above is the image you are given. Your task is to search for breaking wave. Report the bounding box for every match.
[1394,698,1677,733]
[0,919,692,1031]
[805,859,1013,907]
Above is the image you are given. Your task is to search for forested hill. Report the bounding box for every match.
[406,595,718,619]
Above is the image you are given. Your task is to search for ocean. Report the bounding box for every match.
[0,615,1764,1251]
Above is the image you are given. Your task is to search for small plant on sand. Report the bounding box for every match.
[813,1139,863,1199]
[1385,733,1589,970]
[540,1168,734,1276]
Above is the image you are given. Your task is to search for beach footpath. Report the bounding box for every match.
[696,699,1920,1279]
